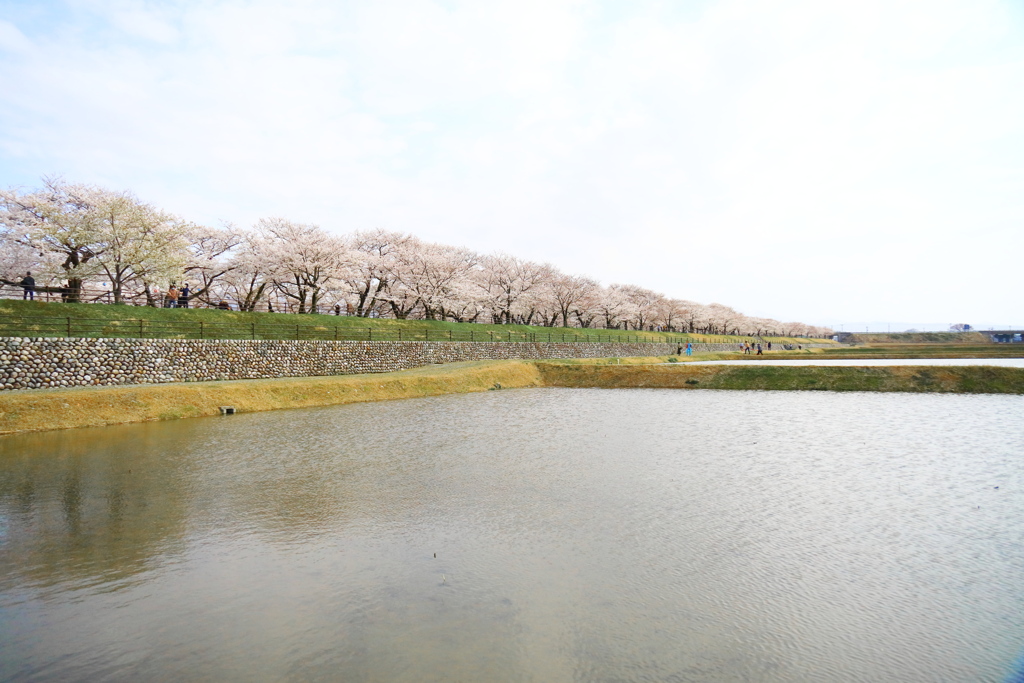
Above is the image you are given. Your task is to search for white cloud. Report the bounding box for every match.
[0,20,34,54]
[1,0,1022,324]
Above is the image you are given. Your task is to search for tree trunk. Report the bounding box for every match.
[66,277,84,303]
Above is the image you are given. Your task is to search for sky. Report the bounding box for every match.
[1,0,1022,329]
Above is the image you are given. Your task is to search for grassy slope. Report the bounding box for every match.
[792,344,1024,358]
[0,299,830,344]
[0,360,545,434]
[2,358,1022,435]
[844,332,992,344]
[535,362,1024,394]
[543,344,1024,361]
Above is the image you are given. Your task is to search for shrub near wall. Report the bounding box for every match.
[0,337,799,391]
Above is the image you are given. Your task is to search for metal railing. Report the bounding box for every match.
[0,284,217,308]
[0,283,411,315]
[0,315,738,343]
[0,285,827,341]
[0,284,263,310]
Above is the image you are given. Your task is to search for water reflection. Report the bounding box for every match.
[1,389,1023,682]
[0,425,191,595]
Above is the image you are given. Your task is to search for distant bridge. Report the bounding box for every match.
[986,330,1023,343]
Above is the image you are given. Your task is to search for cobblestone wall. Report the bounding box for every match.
[0,337,820,391]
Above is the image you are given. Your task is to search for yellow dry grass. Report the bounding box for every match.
[3,356,1021,436]
[0,360,544,435]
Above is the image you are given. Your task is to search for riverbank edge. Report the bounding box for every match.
[535,362,1024,394]
[0,360,545,435]
[2,359,1022,435]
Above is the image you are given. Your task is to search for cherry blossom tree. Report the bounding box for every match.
[572,285,603,328]
[700,303,742,335]
[0,237,41,289]
[0,177,104,300]
[384,241,480,321]
[210,228,277,312]
[615,284,663,330]
[478,253,549,324]
[552,272,598,327]
[259,218,352,314]
[340,229,416,317]
[656,298,692,332]
[1,175,833,337]
[178,223,244,306]
[592,285,628,329]
[88,190,194,304]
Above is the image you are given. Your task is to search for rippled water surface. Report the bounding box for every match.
[2,389,1024,682]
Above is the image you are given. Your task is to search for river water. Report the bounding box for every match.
[2,388,1023,682]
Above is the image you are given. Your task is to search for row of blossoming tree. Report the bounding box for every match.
[0,178,830,336]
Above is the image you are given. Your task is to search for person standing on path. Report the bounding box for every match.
[20,272,35,300]
[179,283,190,309]
[167,285,179,308]
[756,343,763,355]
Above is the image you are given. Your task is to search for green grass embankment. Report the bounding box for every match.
[0,299,830,345]
[2,357,1022,435]
[729,344,1024,359]
[533,361,1024,394]
[844,332,991,344]
[539,344,1024,362]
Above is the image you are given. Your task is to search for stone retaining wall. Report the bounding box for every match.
[0,337,822,391]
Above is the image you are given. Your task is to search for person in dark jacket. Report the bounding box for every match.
[20,272,35,300]
[179,283,190,308]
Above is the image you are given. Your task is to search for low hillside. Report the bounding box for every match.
[817,344,1022,358]
[844,331,991,344]
[0,299,831,344]
[535,362,1024,394]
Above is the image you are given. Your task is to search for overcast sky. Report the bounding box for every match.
[1,0,1022,328]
